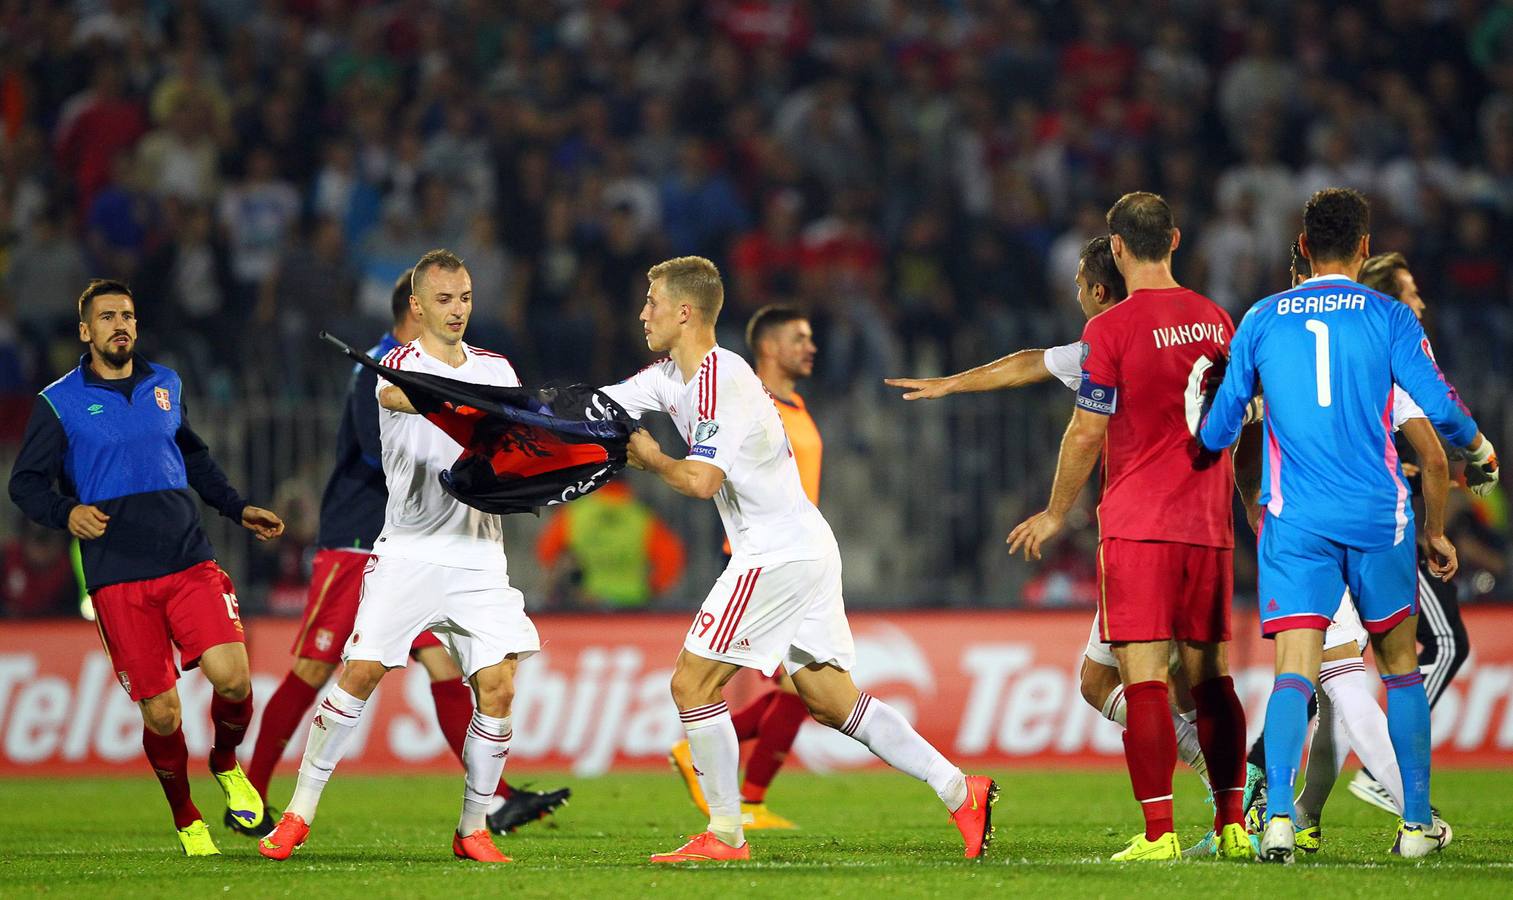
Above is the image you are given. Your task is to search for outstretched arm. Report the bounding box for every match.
[887,349,1056,400]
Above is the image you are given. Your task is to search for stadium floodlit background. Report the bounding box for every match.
[4,1,1513,892]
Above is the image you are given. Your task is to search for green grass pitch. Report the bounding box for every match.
[3,769,1511,898]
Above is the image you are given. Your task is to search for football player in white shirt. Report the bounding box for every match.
[260,250,535,864]
[602,256,996,864]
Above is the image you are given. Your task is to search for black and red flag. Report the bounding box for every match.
[321,332,634,514]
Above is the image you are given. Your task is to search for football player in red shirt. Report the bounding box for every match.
[1008,192,1251,861]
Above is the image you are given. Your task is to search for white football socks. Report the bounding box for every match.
[1320,657,1404,814]
[680,702,744,848]
[1296,693,1348,826]
[1175,709,1210,787]
[459,711,511,835]
[841,692,968,811]
[287,685,366,823]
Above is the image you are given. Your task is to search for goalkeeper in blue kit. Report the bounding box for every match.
[1197,189,1499,862]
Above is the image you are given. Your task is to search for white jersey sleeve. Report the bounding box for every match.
[1044,342,1085,390]
[1391,384,1424,433]
[600,359,673,419]
[686,358,759,475]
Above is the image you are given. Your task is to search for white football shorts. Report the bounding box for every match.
[683,551,854,677]
[344,555,539,676]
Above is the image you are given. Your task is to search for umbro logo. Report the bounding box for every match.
[87,403,104,415]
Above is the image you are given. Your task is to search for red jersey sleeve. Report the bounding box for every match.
[1076,311,1122,416]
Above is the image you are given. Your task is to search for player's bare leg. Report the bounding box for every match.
[137,685,217,855]
[790,662,995,859]
[1174,640,1250,859]
[1108,641,1181,860]
[1256,627,1324,863]
[260,659,388,859]
[1370,616,1450,857]
[652,650,750,862]
[450,656,516,862]
[197,642,265,835]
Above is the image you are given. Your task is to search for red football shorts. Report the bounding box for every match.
[292,549,442,665]
[92,560,244,701]
[1096,538,1232,644]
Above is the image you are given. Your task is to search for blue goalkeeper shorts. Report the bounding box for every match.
[1256,513,1417,636]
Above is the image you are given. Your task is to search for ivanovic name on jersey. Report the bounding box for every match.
[1152,321,1228,349]
[1275,292,1367,315]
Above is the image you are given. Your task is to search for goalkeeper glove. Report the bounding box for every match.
[1466,437,1500,497]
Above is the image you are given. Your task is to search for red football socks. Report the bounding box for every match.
[143,726,202,829]
[248,672,318,799]
[430,679,512,798]
[741,691,810,803]
[209,693,254,774]
[1192,675,1248,829]
[730,691,778,742]
[1122,680,1176,840]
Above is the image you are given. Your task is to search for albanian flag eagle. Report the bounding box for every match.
[322,332,635,514]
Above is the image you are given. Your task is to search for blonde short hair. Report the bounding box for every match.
[648,256,723,322]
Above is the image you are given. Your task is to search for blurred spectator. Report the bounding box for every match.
[659,138,748,258]
[1380,115,1466,224]
[135,201,233,374]
[2,519,77,618]
[135,94,219,204]
[536,481,686,610]
[218,145,300,299]
[256,217,361,390]
[1217,21,1299,145]
[6,204,88,346]
[53,61,146,217]
[85,152,156,280]
[730,189,804,315]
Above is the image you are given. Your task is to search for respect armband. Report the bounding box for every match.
[1075,377,1117,415]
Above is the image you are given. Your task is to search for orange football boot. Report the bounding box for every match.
[453,829,512,862]
[950,775,999,859]
[257,813,310,861]
[650,831,751,863]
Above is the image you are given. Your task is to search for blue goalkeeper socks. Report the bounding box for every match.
[1382,671,1432,825]
[1262,673,1314,822]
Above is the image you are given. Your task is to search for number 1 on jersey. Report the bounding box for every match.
[1305,319,1331,407]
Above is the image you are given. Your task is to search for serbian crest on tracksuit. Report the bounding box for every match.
[154,387,171,411]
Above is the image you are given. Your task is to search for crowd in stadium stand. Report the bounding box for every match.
[2,1,1512,613]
